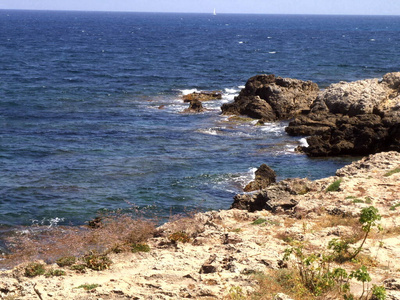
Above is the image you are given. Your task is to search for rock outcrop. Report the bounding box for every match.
[183,91,222,102]
[286,72,400,156]
[182,99,207,113]
[221,74,319,121]
[243,164,276,192]
[232,178,312,212]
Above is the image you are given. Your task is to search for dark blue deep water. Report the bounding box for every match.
[1,10,399,227]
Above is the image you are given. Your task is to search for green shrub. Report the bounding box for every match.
[252,218,267,225]
[326,179,342,192]
[45,269,66,277]
[131,243,151,253]
[83,252,112,271]
[24,262,46,277]
[390,203,400,211]
[70,264,86,273]
[384,167,400,177]
[75,284,99,291]
[56,256,76,267]
[352,198,364,204]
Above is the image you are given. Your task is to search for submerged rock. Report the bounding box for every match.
[221,74,319,121]
[183,91,222,102]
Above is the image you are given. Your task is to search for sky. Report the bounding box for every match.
[1,0,400,15]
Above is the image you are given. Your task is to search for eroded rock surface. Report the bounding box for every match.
[221,74,319,121]
[286,72,400,156]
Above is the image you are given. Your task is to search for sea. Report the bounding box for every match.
[1,10,399,231]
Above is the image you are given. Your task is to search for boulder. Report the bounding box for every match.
[244,164,276,192]
[221,74,319,122]
[182,99,207,113]
[286,72,400,156]
[231,178,312,212]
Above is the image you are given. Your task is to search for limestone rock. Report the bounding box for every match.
[221,74,319,121]
[232,178,311,212]
[286,72,400,156]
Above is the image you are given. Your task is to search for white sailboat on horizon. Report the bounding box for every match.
[213,8,216,16]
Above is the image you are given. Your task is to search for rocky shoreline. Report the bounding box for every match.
[1,151,400,299]
[221,72,400,157]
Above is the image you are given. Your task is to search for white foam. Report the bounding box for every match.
[299,137,309,147]
[269,51,277,54]
[260,122,286,136]
[248,167,258,180]
[197,128,220,136]
[180,88,201,95]
[238,85,245,89]
[225,88,239,94]
[239,41,244,44]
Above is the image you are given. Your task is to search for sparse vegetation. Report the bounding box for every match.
[45,269,66,277]
[56,256,76,267]
[326,179,343,192]
[24,262,46,277]
[131,243,151,253]
[83,251,113,271]
[252,218,267,225]
[75,284,100,291]
[70,264,86,273]
[384,167,400,177]
[389,203,400,211]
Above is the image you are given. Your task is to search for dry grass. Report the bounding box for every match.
[1,213,156,269]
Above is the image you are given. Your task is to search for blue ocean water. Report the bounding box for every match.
[1,10,399,227]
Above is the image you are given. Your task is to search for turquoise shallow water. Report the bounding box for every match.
[0,11,399,227]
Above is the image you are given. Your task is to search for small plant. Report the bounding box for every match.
[83,252,112,271]
[252,218,267,225]
[349,206,382,261]
[56,256,76,267]
[24,262,46,277]
[45,269,66,277]
[365,197,372,204]
[326,179,342,192]
[352,198,365,204]
[227,286,246,300]
[131,243,150,253]
[389,203,400,211]
[169,231,190,243]
[384,167,400,177]
[371,284,386,300]
[70,264,86,273]
[75,284,100,291]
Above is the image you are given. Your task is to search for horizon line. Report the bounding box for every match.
[1,8,399,17]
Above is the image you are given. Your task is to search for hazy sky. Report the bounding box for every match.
[1,0,400,15]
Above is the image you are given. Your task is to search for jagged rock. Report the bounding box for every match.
[286,72,400,156]
[232,178,311,212]
[221,74,319,121]
[244,164,276,192]
[183,91,222,102]
[182,99,207,113]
